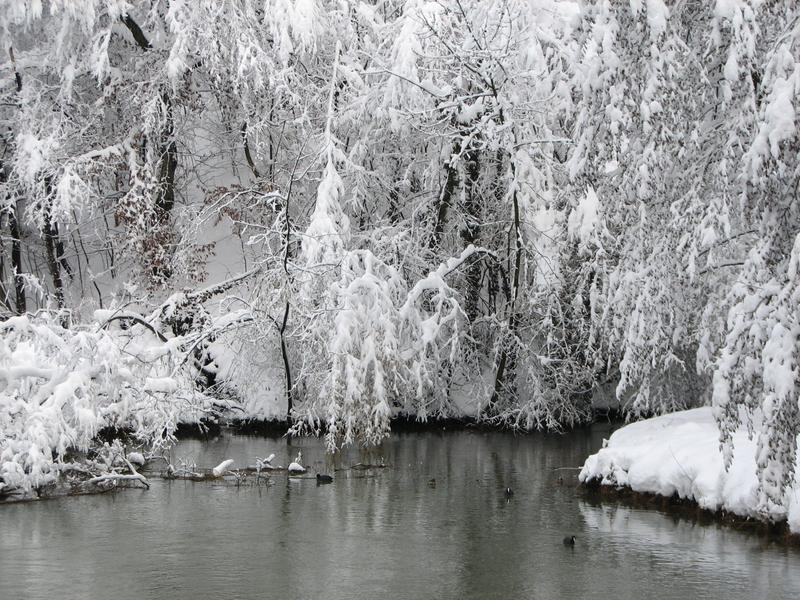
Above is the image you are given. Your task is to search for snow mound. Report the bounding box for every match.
[288,462,306,474]
[127,452,146,466]
[579,407,800,533]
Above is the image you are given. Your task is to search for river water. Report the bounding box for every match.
[1,424,799,599]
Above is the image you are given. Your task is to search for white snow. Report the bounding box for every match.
[456,98,484,124]
[288,451,305,474]
[127,452,146,466]
[0,315,199,494]
[644,0,669,38]
[579,407,800,533]
[529,204,563,287]
[255,453,277,471]
[724,48,739,83]
[144,377,178,394]
[301,153,351,268]
[212,459,235,477]
[567,186,604,253]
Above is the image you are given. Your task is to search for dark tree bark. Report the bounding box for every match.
[42,199,65,311]
[488,150,522,412]
[279,300,293,422]
[9,212,26,314]
[461,148,482,322]
[156,92,178,217]
[241,122,261,179]
[5,52,26,313]
[428,142,461,250]
[120,14,152,50]
[387,181,402,225]
[52,222,72,280]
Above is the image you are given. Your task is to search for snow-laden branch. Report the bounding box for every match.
[87,472,150,489]
[0,315,202,494]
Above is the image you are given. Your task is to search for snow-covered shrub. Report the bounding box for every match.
[0,314,199,494]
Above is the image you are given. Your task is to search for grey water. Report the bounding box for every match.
[1,425,799,600]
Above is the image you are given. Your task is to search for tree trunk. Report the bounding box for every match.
[156,93,178,216]
[5,52,26,314]
[43,205,65,312]
[121,16,177,283]
[428,142,460,250]
[9,212,25,314]
[279,300,293,422]
[461,148,482,322]
[488,150,522,411]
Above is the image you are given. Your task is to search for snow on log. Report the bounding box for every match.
[288,462,306,474]
[87,473,150,489]
[212,459,235,477]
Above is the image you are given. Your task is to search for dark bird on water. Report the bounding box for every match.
[563,535,576,546]
[316,473,333,484]
[505,487,514,498]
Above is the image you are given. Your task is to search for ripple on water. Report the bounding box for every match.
[0,427,798,600]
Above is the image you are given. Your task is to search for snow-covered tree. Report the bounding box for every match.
[0,1,799,515]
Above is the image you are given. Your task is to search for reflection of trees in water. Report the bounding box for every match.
[575,497,793,588]
[7,427,799,599]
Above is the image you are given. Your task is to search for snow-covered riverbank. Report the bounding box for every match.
[579,408,800,534]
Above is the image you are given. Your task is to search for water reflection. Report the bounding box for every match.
[0,426,797,599]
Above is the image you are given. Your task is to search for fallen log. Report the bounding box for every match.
[86,472,150,489]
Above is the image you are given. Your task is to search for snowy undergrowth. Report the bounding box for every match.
[579,408,800,533]
[0,314,204,496]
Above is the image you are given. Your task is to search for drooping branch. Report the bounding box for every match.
[99,313,169,342]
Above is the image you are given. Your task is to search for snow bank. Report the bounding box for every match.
[579,407,800,533]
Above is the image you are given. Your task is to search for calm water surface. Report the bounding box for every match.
[1,425,799,599]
